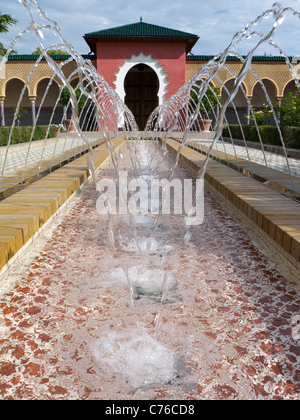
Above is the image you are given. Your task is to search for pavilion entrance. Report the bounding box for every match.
[124,64,159,130]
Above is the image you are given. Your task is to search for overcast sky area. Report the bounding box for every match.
[0,0,299,57]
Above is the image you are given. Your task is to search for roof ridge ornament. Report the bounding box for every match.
[140,17,143,23]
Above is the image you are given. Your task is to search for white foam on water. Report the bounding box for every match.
[134,215,156,229]
[122,236,174,255]
[132,268,166,294]
[91,328,176,389]
[123,214,157,229]
[104,265,172,294]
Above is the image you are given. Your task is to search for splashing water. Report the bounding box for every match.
[106,265,174,297]
[91,328,176,390]
[148,3,300,200]
[0,0,139,194]
[0,0,300,391]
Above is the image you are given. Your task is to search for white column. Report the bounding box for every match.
[29,96,37,126]
[0,97,5,126]
[276,96,284,125]
[247,96,253,125]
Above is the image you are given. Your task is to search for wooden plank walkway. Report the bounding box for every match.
[165,138,300,266]
[0,138,124,271]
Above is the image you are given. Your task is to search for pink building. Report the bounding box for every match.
[84,19,199,129]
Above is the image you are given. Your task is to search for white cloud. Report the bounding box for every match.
[0,0,299,56]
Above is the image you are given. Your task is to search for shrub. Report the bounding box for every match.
[0,125,56,147]
[256,125,281,146]
[223,124,300,149]
[281,126,300,149]
[60,86,88,111]
[189,86,222,116]
[276,91,300,127]
[246,106,274,126]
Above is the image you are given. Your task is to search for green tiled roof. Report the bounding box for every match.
[6,54,96,61]
[85,21,198,39]
[186,54,294,62]
[186,55,215,61]
[84,20,199,54]
[5,54,293,63]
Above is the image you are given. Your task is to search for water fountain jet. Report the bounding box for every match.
[0,0,299,397]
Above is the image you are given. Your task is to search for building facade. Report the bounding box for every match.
[0,20,299,129]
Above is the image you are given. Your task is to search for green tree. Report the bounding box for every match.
[276,91,300,127]
[189,86,222,116]
[60,86,88,112]
[32,47,69,55]
[245,105,273,126]
[13,107,28,127]
[0,12,17,33]
[0,12,18,55]
[0,43,17,55]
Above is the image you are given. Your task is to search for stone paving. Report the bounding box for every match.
[1,136,86,174]
[185,138,300,197]
[212,142,300,178]
[0,134,103,198]
[2,133,300,178]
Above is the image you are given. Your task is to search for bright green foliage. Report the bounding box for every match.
[0,12,17,33]
[31,47,69,56]
[277,91,300,127]
[0,126,56,146]
[190,86,222,115]
[60,87,88,111]
[0,12,18,55]
[246,106,274,126]
[223,124,300,149]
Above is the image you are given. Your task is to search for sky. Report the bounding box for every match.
[0,0,299,57]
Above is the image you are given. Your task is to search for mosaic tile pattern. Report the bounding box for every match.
[0,142,300,400]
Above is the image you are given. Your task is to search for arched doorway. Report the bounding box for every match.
[124,64,159,130]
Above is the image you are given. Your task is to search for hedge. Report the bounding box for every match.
[223,124,300,149]
[0,125,56,147]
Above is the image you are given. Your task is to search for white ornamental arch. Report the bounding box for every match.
[114,53,169,106]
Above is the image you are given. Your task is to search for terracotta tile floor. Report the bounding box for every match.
[0,142,300,400]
